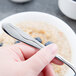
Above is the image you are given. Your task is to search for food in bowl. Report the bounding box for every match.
[0,21,71,76]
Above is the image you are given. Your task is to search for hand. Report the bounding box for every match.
[0,43,63,76]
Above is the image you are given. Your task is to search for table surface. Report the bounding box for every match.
[0,0,76,33]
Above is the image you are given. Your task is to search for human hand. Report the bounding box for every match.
[0,43,63,76]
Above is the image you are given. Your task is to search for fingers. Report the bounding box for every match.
[52,58,64,65]
[7,42,63,65]
[12,43,39,59]
[21,43,57,76]
[44,64,55,76]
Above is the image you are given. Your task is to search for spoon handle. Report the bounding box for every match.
[2,23,76,74]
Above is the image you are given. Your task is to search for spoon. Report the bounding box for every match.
[2,23,76,75]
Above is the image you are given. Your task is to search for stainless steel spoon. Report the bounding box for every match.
[2,23,76,75]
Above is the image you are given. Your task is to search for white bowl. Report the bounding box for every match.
[0,12,76,76]
[58,0,76,20]
[11,0,31,3]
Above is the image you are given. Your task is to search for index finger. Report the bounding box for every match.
[13,43,63,65]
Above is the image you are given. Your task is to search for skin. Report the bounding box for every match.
[0,43,63,76]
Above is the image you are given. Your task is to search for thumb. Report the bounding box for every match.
[24,43,57,75]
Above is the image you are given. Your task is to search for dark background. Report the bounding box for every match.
[0,0,76,33]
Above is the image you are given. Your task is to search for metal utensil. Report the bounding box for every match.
[2,23,76,75]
